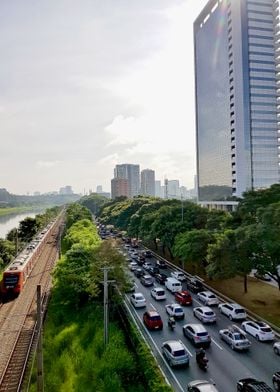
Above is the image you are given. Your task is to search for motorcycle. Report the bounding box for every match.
[168,316,176,331]
[196,349,208,371]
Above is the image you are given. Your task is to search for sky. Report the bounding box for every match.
[0,0,208,195]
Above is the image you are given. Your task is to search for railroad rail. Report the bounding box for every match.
[0,214,64,392]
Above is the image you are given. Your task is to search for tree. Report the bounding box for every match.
[65,203,92,229]
[0,239,16,265]
[18,217,38,242]
[79,193,108,216]
[173,230,214,273]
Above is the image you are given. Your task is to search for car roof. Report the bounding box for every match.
[188,380,218,391]
[147,310,160,316]
[177,290,190,295]
[154,287,164,292]
[184,323,207,332]
[196,306,213,311]
[163,340,184,350]
[134,292,144,298]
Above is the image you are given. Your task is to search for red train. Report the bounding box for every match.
[1,219,58,299]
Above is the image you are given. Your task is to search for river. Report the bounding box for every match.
[0,211,44,239]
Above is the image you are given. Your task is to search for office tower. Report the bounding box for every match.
[114,164,140,198]
[111,178,129,199]
[167,180,180,199]
[155,180,162,198]
[96,185,103,193]
[194,0,280,201]
[140,169,155,196]
[59,185,73,195]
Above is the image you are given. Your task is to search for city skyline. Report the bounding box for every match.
[0,0,208,195]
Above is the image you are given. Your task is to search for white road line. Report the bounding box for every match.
[126,296,185,392]
[134,283,138,288]
[192,298,203,306]
[211,338,223,350]
[149,302,156,310]
[183,345,193,357]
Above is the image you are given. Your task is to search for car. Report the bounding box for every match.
[129,261,138,271]
[187,380,219,392]
[237,378,274,391]
[254,271,271,282]
[161,340,189,367]
[187,278,204,293]
[143,310,163,330]
[273,341,280,355]
[130,293,146,308]
[165,304,185,320]
[156,259,167,269]
[175,290,192,306]
[219,325,251,350]
[124,244,130,249]
[272,372,280,391]
[154,273,168,285]
[193,306,216,323]
[149,266,160,276]
[151,287,166,300]
[170,271,187,281]
[241,320,275,341]
[140,274,154,286]
[139,252,146,261]
[143,261,153,271]
[218,302,247,321]
[134,267,144,278]
[197,291,219,306]
[145,250,152,258]
[182,323,211,347]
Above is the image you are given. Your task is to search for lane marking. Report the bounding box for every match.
[126,297,185,392]
[211,338,223,350]
[149,302,156,310]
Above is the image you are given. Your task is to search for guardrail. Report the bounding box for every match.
[141,245,280,338]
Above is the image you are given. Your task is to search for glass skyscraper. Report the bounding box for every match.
[194,0,280,201]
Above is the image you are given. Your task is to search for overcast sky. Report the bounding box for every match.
[0,0,208,194]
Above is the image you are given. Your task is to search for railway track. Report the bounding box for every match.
[0,216,64,392]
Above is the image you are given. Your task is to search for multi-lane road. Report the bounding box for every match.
[121,245,279,392]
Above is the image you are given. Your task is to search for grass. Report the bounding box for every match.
[206,276,280,327]
[0,206,37,216]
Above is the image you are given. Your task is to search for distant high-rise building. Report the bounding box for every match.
[111,178,129,199]
[167,180,180,199]
[96,185,103,193]
[140,169,155,196]
[59,185,73,195]
[114,164,140,198]
[155,180,162,198]
[195,0,280,201]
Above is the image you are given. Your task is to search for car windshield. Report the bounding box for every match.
[208,294,216,298]
[234,333,246,340]
[173,349,185,357]
[135,295,144,300]
[150,315,161,321]
[205,311,214,316]
[235,309,245,314]
[261,327,272,332]
[157,291,164,296]
[175,308,183,313]
[197,332,208,336]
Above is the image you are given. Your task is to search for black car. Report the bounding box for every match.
[149,266,160,276]
[237,378,273,392]
[273,371,280,391]
[134,268,144,278]
[187,278,204,293]
[145,250,152,258]
[154,273,168,285]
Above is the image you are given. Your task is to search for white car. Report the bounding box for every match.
[197,291,219,306]
[218,302,247,321]
[143,262,153,271]
[193,306,216,323]
[129,261,138,271]
[130,293,146,308]
[241,321,275,341]
[273,341,280,355]
[170,271,186,281]
[151,287,166,301]
[165,303,185,320]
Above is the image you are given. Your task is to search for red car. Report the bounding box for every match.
[143,310,163,330]
[175,290,192,306]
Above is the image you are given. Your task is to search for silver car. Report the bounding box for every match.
[219,325,251,351]
[274,341,280,355]
[187,380,219,392]
[182,323,211,347]
[197,291,219,306]
[161,340,189,367]
[193,306,216,323]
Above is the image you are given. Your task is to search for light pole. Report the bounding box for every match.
[101,266,115,347]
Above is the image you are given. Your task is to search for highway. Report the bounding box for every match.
[122,245,280,392]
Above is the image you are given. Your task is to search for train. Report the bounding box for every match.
[0,218,59,299]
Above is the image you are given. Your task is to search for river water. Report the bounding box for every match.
[0,211,43,239]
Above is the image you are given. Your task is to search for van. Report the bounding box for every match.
[165,277,182,293]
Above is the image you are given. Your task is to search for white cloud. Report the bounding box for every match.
[36,160,62,169]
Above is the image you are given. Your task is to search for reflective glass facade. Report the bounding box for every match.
[195,0,280,201]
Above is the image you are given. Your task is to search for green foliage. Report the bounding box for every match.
[0,239,16,266]
[18,217,38,242]
[64,219,101,250]
[65,203,92,229]
[79,193,108,216]
[173,229,214,271]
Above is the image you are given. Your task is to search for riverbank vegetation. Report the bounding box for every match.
[29,203,171,391]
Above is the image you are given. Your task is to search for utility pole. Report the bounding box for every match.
[15,229,18,255]
[37,285,44,392]
[101,267,115,347]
